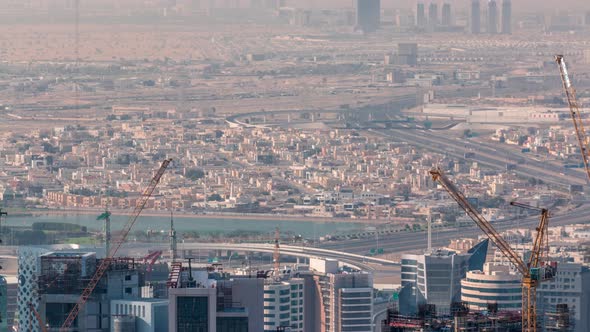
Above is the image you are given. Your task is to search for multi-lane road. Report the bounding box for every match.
[322,125,589,255]
[369,128,586,186]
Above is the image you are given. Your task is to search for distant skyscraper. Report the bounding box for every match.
[586,11,590,26]
[417,2,426,29]
[441,3,452,26]
[488,0,498,34]
[501,0,512,34]
[355,0,380,33]
[428,2,438,27]
[470,0,481,34]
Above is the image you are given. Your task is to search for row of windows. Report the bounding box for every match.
[465,278,520,284]
[341,305,371,311]
[342,319,372,325]
[342,312,372,319]
[342,299,372,305]
[342,325,373,331]
[462,294,521,301]
[401,266,417,273]
[466,301,521,309]
[342,292,372,298]
[462,285,521,294]
[114,303,146,318]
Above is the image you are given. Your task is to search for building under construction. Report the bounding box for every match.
[381,303,521,332]
[17,249,168,332]
[381,302,573,332]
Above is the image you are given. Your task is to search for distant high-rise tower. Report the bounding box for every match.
[417,2,426,29]
[488,0,498,34]
[428,2,438,27]
[441,3,452,26]
[355,0,380,33]
[471,0,481,34]
[501,0,512,34]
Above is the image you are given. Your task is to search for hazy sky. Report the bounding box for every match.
[1,0,589,14]
[308,0,590,11]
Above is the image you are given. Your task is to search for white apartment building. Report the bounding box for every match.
[263,278,305,332]
[461,263,521,312]
[537,262,590,332]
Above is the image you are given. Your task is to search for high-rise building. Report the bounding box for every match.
[537,262,590,332]
[470,0,481,34]
[355,0,380,33]
[17,248,142,332]
[397,43,419,66]
[416,2,426,29]
[488,0,498,34]
[400,240,488,315]
[308,258,373,332]
[501,0,512,34]
[441,3,452,26]
[167,265,264,332]
[263,278,305,332]
[428,2,438,28]
[586,11,590,26]
[461,263,521,312]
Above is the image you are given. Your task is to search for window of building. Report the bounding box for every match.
[217,317,248,332]
[177,296,208,332]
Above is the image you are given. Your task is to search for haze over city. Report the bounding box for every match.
[0,0,589,331]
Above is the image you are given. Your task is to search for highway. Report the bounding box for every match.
[320,126,590,255]
[320,204,590,254]
[369,128,586,186]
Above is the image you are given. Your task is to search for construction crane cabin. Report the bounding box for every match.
[430,168,556,332]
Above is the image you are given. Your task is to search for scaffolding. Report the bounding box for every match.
[381,303,522,332]
[38,255,137,295]
[544,304,574,332]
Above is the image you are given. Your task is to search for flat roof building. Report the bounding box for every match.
[461,263,521,312]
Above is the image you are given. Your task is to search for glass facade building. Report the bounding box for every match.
[177,296,209,332]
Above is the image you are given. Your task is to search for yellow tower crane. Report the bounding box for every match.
[430,168,555,332]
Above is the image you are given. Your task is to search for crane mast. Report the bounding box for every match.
[555,55,590,182]
[430,168,553,332]
[60,159,172,331]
